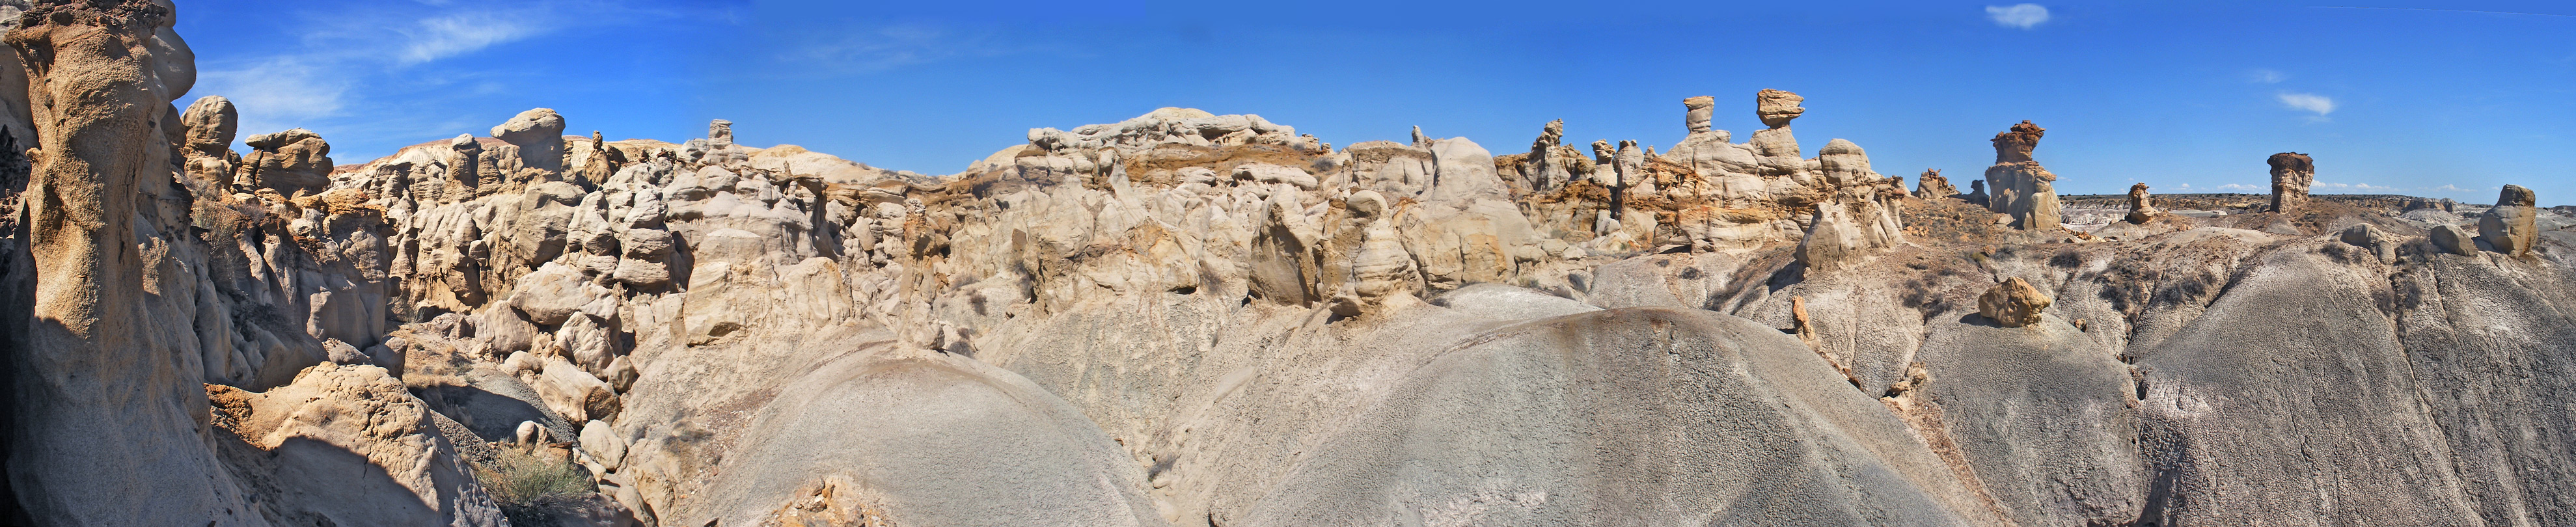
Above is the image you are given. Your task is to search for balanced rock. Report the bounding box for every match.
[179,95,241,188]
[2126,182,2162,223]
[491,107,566,172]
[2269,152,2314,213]
[1983,120,2061,230]
[2478,184,2539,256]
[710,118,734,148]
[242,128,334,195]
[1684,95,1715,133]
[1915,169,1956,200]
[1749,89,1807,177]
[1979,277,2053,327]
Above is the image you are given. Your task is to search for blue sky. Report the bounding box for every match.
[179,1,2575,205]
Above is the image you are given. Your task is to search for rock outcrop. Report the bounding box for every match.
[2478,184,2538,256]
[3,2,268,524]
[180,94,241,189]
[1916,169,1956,200]
[1984,120,2061,230]
[491,107,566,174]
[1978,277,2052,327]
[2268,152,2314,212]
[208,364,506,526]
[242,128,334,195]
[2125,182,2161,223]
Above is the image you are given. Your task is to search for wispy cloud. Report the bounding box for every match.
[398,11,541,64]
[1986,4,2050,29]
[2312,181,2399,192]
[195,57,348,134]
[2213,183,2264,192]
[2249,69,2286,83]
[188,0,693,150]
[2277,92,2335,118]
[776,23,1030,76]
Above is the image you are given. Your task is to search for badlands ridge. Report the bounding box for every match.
[5,2,2576,526]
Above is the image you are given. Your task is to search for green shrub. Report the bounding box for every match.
[478,448,594,524]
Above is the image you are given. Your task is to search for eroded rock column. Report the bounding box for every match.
[2269,152,2314,213]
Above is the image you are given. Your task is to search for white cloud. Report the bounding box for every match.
[2213,183,2264,192]
[398,11,540,64]
[2313,181,2400,192]
[2277,92,2335,116]
[1986,4,2050,29]
[193,57,349,133]
[2250,69,2285,83]
[782,24,1018,75]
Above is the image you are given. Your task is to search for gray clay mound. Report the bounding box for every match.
[701,349,1161,526]
[1240,307,2003,526]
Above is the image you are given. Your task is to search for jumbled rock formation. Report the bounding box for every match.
[2125,182,2161,223]
[1984,120,2061,230]
[491,107,567,174]
[2268,152,2314,212]
[1915,169,1956,200]
[242,128,335,196]
[1978,277,2052,327]
[4,1,277,524]
[2479,183,2539,256]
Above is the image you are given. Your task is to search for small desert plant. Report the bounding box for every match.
[478,447,594,524]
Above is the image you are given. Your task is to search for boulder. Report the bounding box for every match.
[2478,184,2539,256]
[2430,224,2477,255]
[1979,277,2053,327]
[242,128,334,195]
[537,357,621,423]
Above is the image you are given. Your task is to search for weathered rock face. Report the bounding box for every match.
[2479,184,2538,256]
[242,128,334,195]
[491,107,567,173]
[2126,182,2161,223]
[1796,139,1906,271]
[2,2,267,524]
[1915,169,1956,200]
[208,364,506,526]
[2268,152,2314,212]
[1983,120,2061,230]
[1977,277,2052,327]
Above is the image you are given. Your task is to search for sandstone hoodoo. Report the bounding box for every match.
[2268,151,2315,212]
[5,3,2575,526]
[2124,182,2161,223]
[1915,168,1956,200]
[1983,120,2062,230]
